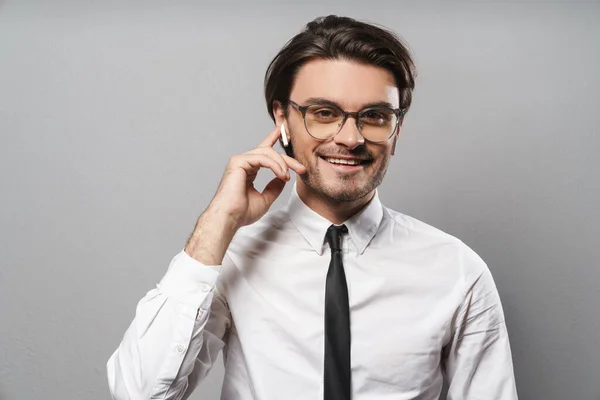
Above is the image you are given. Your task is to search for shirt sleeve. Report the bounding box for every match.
[107,249,232,400]
[443,266,519,400]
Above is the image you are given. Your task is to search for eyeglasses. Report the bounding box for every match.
[287,99,405,143]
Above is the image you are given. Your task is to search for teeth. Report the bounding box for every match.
[325,157,361,165]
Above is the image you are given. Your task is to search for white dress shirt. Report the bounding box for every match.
[107,187,518,400]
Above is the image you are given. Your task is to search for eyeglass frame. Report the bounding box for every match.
[286,99,406,143]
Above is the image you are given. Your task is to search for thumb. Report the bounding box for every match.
[261,177,287,208]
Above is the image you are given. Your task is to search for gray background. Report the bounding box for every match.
[1,1,599,399]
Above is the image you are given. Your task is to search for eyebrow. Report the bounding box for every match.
[302,97,397,110]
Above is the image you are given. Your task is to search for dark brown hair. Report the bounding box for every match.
[264,15,417,122]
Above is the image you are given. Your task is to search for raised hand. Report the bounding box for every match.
[184,126,306,265]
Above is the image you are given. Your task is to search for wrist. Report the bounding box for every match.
[184,207,239,265]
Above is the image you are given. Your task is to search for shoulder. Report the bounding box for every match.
[381,205,488,280]
[382,205,466,249]
[225,208,293,259]
[237,208,290,238]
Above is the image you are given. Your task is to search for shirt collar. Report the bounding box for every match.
[286,183,384,255]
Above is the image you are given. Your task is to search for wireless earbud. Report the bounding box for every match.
[280,124,289,147]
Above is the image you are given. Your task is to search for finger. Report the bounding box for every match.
[281,154,307,175]
[257,125,281,149]
[235,154,288,181]
[250,147,307,176]
[260,177,287,208]
[248,147,289,179]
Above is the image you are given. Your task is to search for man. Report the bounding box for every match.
[108,15,518,400]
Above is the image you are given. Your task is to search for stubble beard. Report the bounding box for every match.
[296,149,391,204]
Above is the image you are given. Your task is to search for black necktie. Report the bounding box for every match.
[324,224,351,400]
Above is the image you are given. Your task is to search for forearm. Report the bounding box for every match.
[185,205,239,266]
[107,251,230,400]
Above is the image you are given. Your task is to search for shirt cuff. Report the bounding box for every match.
[157,249,221,308]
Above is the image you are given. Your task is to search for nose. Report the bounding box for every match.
[333,115,365,150]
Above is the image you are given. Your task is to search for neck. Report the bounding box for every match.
[296,180,375,225]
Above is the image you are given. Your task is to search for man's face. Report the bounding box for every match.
[278,58,401,203]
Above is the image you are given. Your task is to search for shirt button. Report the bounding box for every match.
[176,344,186,354]
[199,283,211,293]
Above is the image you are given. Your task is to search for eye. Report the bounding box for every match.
[316,109,335,118]
[361,109,394,126]
[308,106,342,122]
[365,111,385,119]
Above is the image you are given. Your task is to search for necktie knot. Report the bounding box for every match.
[326,224,348,252]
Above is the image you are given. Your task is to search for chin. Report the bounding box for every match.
[304,177,374,203]
[329,190,372,203]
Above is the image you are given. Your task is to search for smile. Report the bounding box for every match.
[324,157,362,166]
[319,156,372,170]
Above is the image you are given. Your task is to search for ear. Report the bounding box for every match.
[272,100,285,127]
[272,100,290,144]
